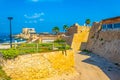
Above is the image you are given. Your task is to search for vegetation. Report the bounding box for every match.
[2,49,19,59]
[54,39,66,43]
[52,26,60,34]
[91,36,94,39]
[99,38,103,41]
[0,66,11,80]
[85,19,91,26]
[63,25,69,32]
[0,42,70,59]
[54,39,70,50]
[82,49,91,54]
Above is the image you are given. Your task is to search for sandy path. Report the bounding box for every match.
[0,44,10,49]
[74,51,120,80]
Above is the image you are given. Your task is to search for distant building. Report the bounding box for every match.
[22,28,36,34]
[101,16,120,30]
[15,28,37,39]
[38,33,60,43]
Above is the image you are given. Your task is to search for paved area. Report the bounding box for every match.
[74,51,120,80]
[0,44,10,49]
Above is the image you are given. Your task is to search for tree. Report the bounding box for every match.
[63,25,69,32]
[52,26,60,35]
[85,19,91,26]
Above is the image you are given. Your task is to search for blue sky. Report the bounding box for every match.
[0,0,120,34]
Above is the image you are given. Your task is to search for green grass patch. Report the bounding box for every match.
[0,66,11,80]
[0,43,70,59]
[2,49,19,59]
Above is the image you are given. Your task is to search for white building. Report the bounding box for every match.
[22,28,36,34]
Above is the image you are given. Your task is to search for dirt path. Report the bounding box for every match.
[74,51,120,80]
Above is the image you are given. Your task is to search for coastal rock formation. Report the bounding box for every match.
[0,50,77,80]
[86,22,120,64]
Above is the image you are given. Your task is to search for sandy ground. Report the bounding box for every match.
[74,51,120,80]
[1,49,120,80]
[0,44,10,49]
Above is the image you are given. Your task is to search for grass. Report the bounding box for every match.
[0,40,71,79]
[0,43,71,59]
[0,66,11,80]
[82,49,91,54]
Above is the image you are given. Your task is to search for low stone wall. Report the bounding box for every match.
[86,22,120,64]
[0,50,76,80]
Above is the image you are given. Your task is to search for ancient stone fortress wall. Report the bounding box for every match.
[0,50,77,80]
[63,23,90,52]
[86,21,120,64]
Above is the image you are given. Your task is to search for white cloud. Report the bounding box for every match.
[24,12,44,19]
[24,12,45,24]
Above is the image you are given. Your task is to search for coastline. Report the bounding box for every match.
[0,40,26,49]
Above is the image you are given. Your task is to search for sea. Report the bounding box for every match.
[0,33,26,44]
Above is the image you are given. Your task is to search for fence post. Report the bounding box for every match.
[37,43,38,53]
[15,40,17,49]
[52,43,54,50]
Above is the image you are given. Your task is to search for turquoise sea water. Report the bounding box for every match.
[0,33,26,43]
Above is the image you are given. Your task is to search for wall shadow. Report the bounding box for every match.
[78,51,120,80]
[79,42,87,51]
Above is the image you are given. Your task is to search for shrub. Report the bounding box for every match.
[91,36,94,39]
[54,39,65,43]
[99,38,103,41]
[2,48,19,59]
[82,49,91,54]
[40,43,52,47]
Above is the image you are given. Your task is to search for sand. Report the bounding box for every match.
[73,51,120,80]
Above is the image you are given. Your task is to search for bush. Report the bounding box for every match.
[99,38,103,41]
[82,49,91,54]
[2,49,19,59]
[91,36,94,39]
[54,39,65,43]
[40,43,52,47]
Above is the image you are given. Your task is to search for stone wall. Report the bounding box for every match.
[65,23,89,36]
[63,23,90,52]
[71,29,90,52]
[38,35,59,43]
[86,22,120,64]
[0,50,76,80]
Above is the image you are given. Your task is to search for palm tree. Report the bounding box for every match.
[52,26,60,35]
[85,19,91,26]
[63,25,69,32]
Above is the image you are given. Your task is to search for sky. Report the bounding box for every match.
[0,0,120,34]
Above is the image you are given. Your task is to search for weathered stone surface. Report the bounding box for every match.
[1,50,76,80]
[86,22,120,64]
[63,23,90,52]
